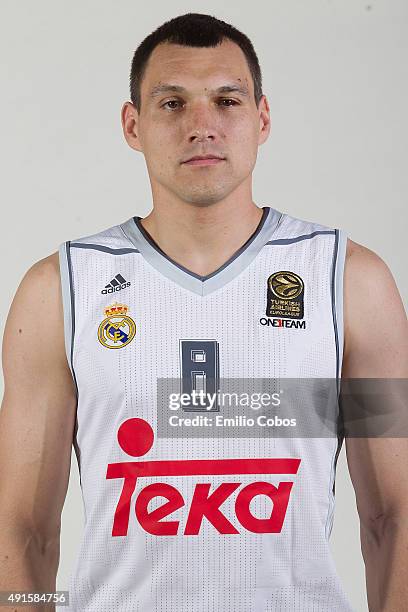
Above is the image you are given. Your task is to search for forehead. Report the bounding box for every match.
[141,39,253,96]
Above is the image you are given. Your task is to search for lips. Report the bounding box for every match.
[182,155,226,166]
[184,155,224,162]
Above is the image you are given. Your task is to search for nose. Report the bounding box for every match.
[185,103,218,143]
[189,129,215,143]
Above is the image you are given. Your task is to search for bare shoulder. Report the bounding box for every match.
[342,238,407,377]
[8,250,61,309]
[344,237,404,311]
[2,250,68,380]
[345,237,389,270]
[22,250,60,285]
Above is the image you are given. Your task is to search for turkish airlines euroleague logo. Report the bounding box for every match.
[106,418,301,536]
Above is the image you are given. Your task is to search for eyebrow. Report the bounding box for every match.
[149,83,250,98]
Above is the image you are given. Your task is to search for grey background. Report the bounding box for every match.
[1,1,407,610]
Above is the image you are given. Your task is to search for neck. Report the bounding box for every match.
[138,198,265,278]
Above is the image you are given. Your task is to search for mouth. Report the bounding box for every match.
[181,155,226,167]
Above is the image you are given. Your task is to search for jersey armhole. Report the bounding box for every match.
[58,240,78,396]
[333,229,348,384]
[326,228,348,539]
[58,241,82,483]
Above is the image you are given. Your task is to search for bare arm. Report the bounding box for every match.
[342,239,408,612]
[0,253,77,611]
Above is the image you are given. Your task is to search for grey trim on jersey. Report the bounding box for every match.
[58,241,78,397]
[70,243,139,255]
[58,241,82,484]
[266,229,335,245]
[120,206,283,297]
[333,229,347,383]
[326,228,348,539]
[331,230,341,391]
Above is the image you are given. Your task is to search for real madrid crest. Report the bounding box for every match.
[98,302,136,349]
[266,271,305,319]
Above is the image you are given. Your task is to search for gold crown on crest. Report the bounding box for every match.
[104,302,129,317]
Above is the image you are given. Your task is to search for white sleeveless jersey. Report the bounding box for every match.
[58,206,354,612]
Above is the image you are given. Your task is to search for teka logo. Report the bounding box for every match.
[106,418,301,537]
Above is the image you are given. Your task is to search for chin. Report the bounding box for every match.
[183,191,228,206]
[177,182,234,205]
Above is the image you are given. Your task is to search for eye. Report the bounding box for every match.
[218,98,239,107]
[162,100,183,110]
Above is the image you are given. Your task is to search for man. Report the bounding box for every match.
[0,12,407,612]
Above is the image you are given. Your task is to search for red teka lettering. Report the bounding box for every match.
[106,418,301,536]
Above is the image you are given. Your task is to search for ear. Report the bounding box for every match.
[257,94,271,146]
[121,101,143,153]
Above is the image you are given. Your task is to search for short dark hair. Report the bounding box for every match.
[129,13,263,112]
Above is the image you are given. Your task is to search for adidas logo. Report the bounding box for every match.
[101,273,131,295]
